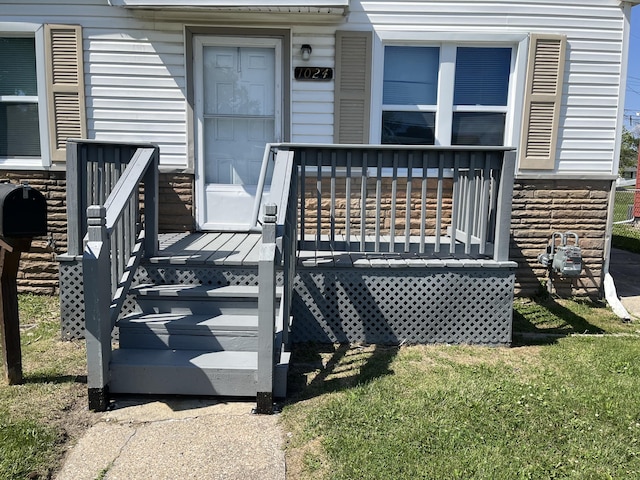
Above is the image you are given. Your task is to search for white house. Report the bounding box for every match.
[1,0,639,408]
[1,0,637,298]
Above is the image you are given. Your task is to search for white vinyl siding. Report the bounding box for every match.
[1,0,188,170]
[291,27,335,144]
[84,26,187,170]
[348,0,627,175]
[0,0,629,176]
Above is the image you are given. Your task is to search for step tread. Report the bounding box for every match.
[133,284,283,298]
[118,312,259,333]
[111,348,258,370]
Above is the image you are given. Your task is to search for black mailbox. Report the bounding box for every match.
[0,183,47,238]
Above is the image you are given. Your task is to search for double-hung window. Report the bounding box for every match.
[0,36,41,159]
[0,24,85,169]
[381,44,513,146]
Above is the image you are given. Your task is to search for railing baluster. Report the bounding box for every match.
[375,152,382,253]
[464,154,477,255]
[405,153,413,253]
[389,152,398,253]
[478,155,491,255]
[330,150,336,250]
[420,152,428,254]
[345,151,352,251]
[316,150,322,251]
[450,153,460,255]
[360,151,367,252]
[299,150,306,246]
[435,153,444,254]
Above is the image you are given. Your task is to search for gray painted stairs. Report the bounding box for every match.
[109,284,289,398]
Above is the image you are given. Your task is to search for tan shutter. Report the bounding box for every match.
[518,34,566,170]
[334,30,372,144]
[44,24,86,162]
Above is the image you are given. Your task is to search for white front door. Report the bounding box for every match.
[194,36,282,230]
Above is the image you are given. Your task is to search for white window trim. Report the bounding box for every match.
[0,23,51,169]
[371,30,529,149]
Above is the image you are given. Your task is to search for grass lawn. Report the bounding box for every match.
[3,294,640,479]
[282,297,640,479]
[0,295,91,480]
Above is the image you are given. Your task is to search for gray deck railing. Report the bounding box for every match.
[67,140,159,411]
[252,144,515,409]
[259,144,515,262]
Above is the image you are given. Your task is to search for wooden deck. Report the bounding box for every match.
[154,232,262,266]
[154,232,513,269]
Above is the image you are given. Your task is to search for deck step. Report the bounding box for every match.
[131,284,281,314]
[109,349,289,398]
[118,312,259,351]
[133,284,265,298]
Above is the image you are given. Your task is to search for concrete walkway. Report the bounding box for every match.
[55,398,285,480]
[609,247,640,320]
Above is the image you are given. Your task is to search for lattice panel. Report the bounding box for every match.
[59,261,85,340]
[60,262,267,339]
[61,260,513,346]
[292,268,515,345]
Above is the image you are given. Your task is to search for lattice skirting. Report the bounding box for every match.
[60,261,514,345]
[292,267,515,346]
[59,258,85,340]
[59,262,269,339]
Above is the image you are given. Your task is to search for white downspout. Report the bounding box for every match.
[603,3,634,320]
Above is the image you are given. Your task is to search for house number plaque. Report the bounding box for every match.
[294,66,333,81]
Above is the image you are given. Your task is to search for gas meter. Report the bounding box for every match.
[538,231,583,277]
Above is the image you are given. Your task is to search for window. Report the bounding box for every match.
[0,24,85,169]
[0,37,41,157]
[381,44,513,146]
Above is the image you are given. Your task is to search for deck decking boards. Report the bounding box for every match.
[153,233,513,269]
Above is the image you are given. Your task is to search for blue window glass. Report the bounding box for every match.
[0,38,37,96]
[452,112,506,146]
[0,37,40,157]
[383,46,439,105]
[382,111,435,145]
[454,47,511,106]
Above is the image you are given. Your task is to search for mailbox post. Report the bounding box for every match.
[0,183,47,385]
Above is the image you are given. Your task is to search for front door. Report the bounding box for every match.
[194,36,282,230]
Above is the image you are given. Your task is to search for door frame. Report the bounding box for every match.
[187,27,291,232]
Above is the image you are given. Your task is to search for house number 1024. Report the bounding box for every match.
[294,67,333,81]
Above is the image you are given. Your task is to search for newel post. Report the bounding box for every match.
[256,203,277,414]
[83,205,112,411]
[494,151,516,262]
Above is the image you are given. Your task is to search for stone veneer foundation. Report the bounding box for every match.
[511,179,610,298]
[0,171,612,299]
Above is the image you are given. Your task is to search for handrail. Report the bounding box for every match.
[259,143,515,262]
[66,139,159,257]
[79,141,159,411]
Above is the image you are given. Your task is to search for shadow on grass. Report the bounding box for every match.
[23,374,87,385]
[512,294,604,347]
[286,343,398,402]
